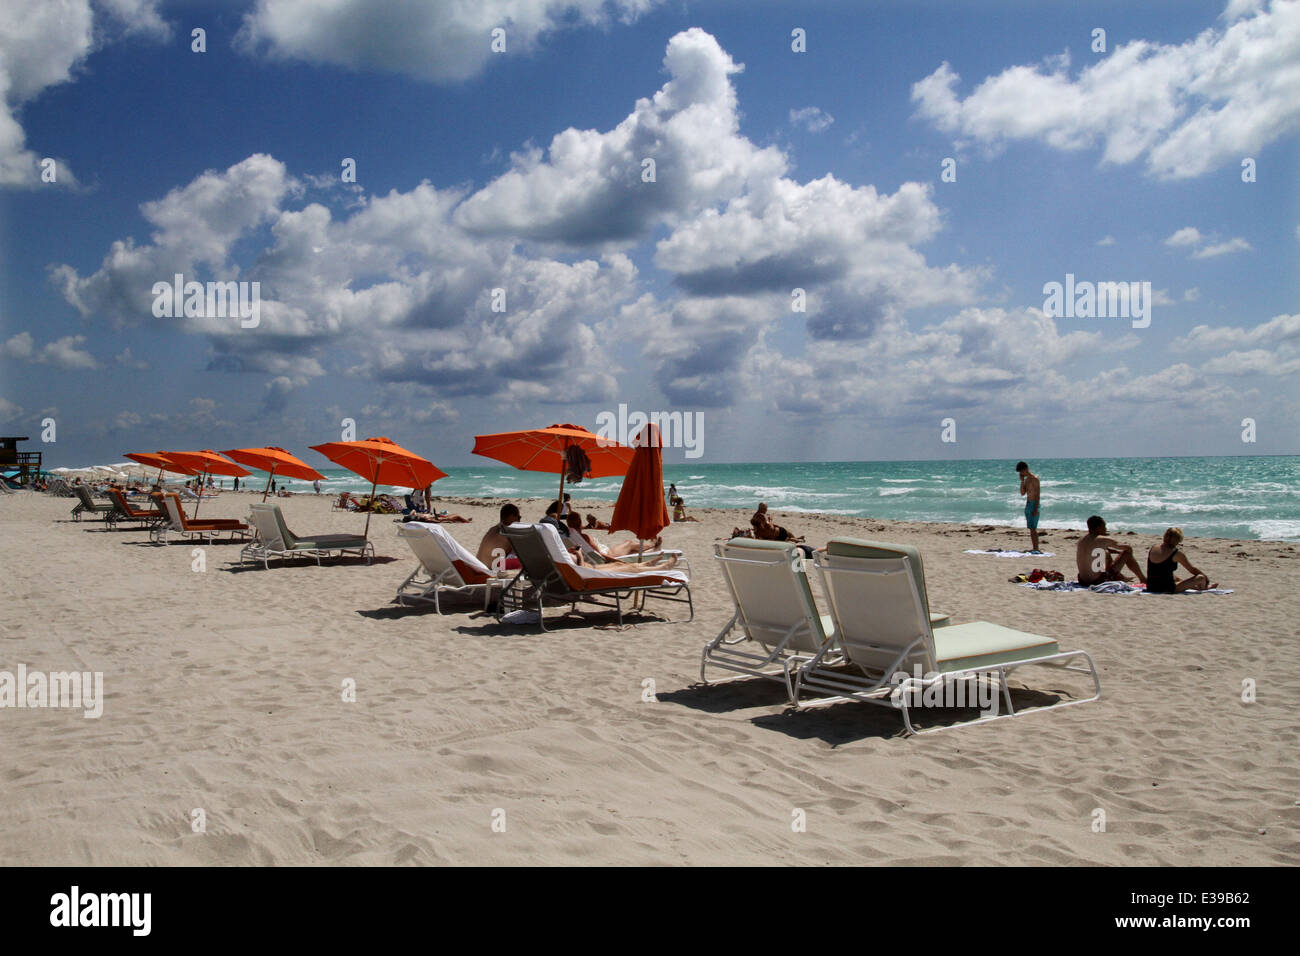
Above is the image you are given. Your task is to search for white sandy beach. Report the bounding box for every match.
[1,489,1296,865]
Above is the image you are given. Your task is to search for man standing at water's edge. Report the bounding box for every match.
[1017,461,1041,553]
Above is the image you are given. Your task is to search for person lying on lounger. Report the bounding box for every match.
[751,502,803,542]
[403,509,472,524]
[566,540,679,572]
[564,512,661,558]
[1146,527,1216,593]
[1076,515,1146,586]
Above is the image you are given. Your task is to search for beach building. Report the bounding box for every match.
[0,436,41,486]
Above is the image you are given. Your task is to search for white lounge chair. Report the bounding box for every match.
[241,503,374,568]
[498,523,692,630]
[701,538,837,699]
[395,522,508,611]
[794,538,1100,735]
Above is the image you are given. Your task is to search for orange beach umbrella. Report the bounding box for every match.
[609,423,670,551]
[123,451,198,482]
[160,450,251,517]
[223,446,326,502]
[309,436,447,537]
[472,423,634,506]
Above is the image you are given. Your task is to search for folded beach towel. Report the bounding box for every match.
[1020,580,1233,595]
[965,549,1055,558]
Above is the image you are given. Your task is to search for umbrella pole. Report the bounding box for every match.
[363,477,377,539]
[262,464,276,502]
[557,458,566,516]
[193,469,209,518]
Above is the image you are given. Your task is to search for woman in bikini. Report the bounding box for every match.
[1146,527,1216,594]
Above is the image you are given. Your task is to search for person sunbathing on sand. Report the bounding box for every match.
[404,509,472,524]
[672,496,699,521]
[1146,527,1216,593]
[585,514,611,531]
[751,502,803,543]
[1076,515,1146,585]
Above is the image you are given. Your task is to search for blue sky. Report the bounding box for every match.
[1,0,1297,468]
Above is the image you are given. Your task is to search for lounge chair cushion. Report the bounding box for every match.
[827,538,950,627]
[931,621,1059,673]
[531,523,688,590]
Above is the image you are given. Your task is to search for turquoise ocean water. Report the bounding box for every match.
[257,456,1299,541]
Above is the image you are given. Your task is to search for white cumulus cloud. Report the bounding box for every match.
[912,0,1300,179]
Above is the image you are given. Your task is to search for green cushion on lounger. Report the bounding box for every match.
[291,533,369,550]
[931,621,1059,674]
[825,538,952,628]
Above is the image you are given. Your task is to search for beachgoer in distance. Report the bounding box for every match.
[1016,461,1041,553]
[585,514,611,531]
[672,496,698,522]
[1077,515,1146,586]
[751,502,803,543]
[1146,527,1216,593]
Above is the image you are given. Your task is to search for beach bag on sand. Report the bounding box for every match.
[565,445,591,484]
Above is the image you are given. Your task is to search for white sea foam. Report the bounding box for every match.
[1248,519,1300,540]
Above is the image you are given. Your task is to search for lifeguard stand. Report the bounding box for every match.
[0,436,41,486]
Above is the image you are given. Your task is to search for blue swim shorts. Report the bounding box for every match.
[1025,500,1040,530]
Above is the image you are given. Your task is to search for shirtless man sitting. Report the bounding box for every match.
[476,503,522,572]
[1076,515,1146,586]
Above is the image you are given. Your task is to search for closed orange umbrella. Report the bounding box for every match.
[309,436,447,537]
[609,423,670,558]
[472,423,634,506]
[223,446,326,501]
[158,450,251,517]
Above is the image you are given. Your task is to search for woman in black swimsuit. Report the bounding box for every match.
[1146,527,1216,593]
